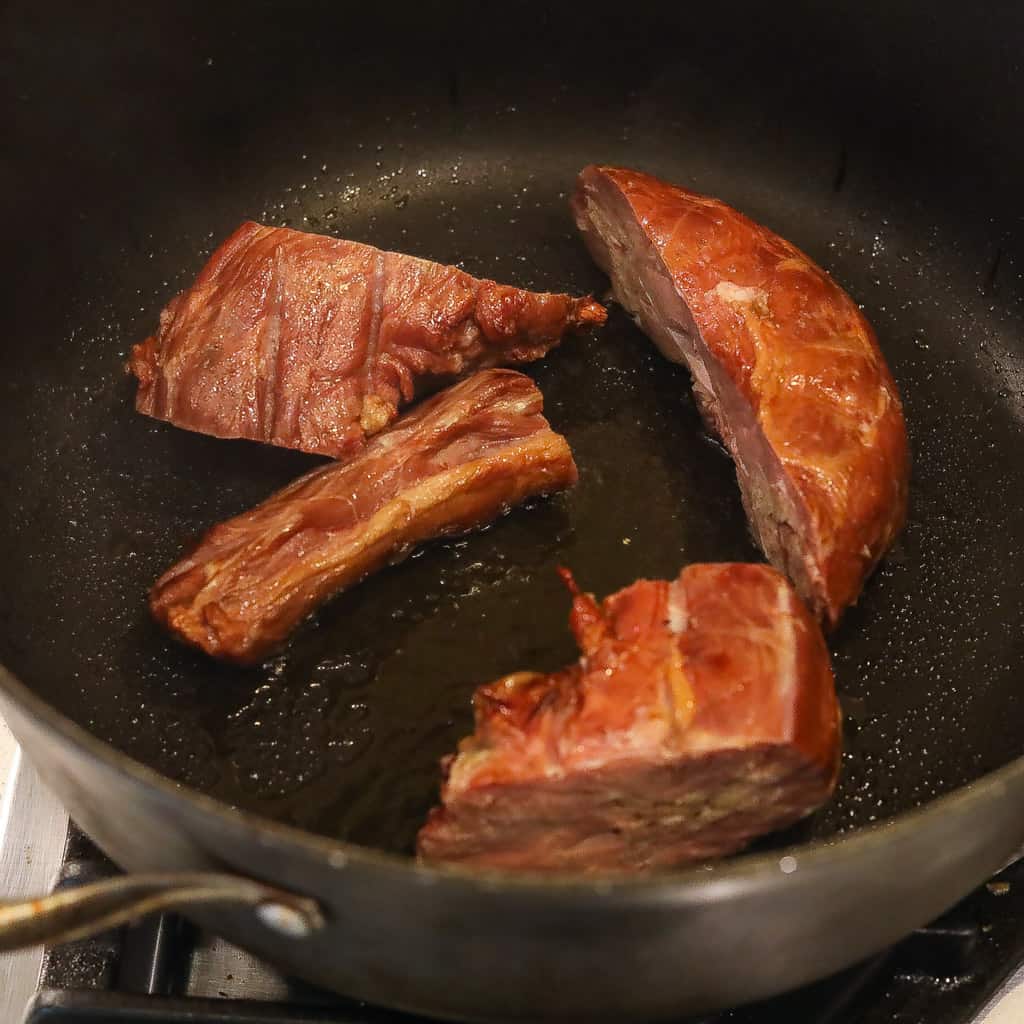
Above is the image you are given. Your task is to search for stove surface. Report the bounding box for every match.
[4,750,1024,1024]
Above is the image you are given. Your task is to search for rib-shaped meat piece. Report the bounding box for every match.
[130,222,606,458]
[150,370,577,664]
[418,563,840,872]
[572,166,909,626]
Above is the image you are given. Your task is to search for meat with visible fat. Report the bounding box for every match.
[417,563,840,872]
[150,370,578,664]
[571,165,909,626]
[129,222,605,458]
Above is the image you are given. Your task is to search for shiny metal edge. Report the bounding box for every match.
[0,747,70,1024]
[976,958,1024,1024]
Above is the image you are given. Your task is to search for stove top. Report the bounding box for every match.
[4,751,1024,1024]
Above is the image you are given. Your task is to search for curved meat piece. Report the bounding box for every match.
[417,563,840,873]
[571,166,909,626]
[130,222,606,458]
[151,370,577,664]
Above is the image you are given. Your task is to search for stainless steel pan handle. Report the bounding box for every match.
[0,872,325,952]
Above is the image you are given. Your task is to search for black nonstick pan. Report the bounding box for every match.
[2,2,1024,1020]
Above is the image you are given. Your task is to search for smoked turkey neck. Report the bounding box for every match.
[419,563,841,872]
[130,221,606,459]
[572,165,910,626]
[150,369,578,664]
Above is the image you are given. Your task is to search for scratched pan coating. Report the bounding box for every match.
[1,4,1023,858]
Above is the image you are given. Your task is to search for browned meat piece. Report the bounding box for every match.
[129,222,605,458]
[150,370,577,664]
[417,563,840,872]
[572,166,909,626]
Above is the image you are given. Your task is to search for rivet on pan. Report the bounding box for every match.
[779,855,798,875]
[256,901,317,938]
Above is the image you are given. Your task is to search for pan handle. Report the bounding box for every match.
[0,872,325,952]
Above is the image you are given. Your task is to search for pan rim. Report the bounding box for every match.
[2,658,1022,898]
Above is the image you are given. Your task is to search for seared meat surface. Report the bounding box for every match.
[418,563,840,872]
[572,166,909,626]
[151,370,577,664]
[130,222,605,458]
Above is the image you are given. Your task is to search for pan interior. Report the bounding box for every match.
[2,3,1023,858]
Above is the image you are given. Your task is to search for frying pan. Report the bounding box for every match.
[2,1,1024,1019]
